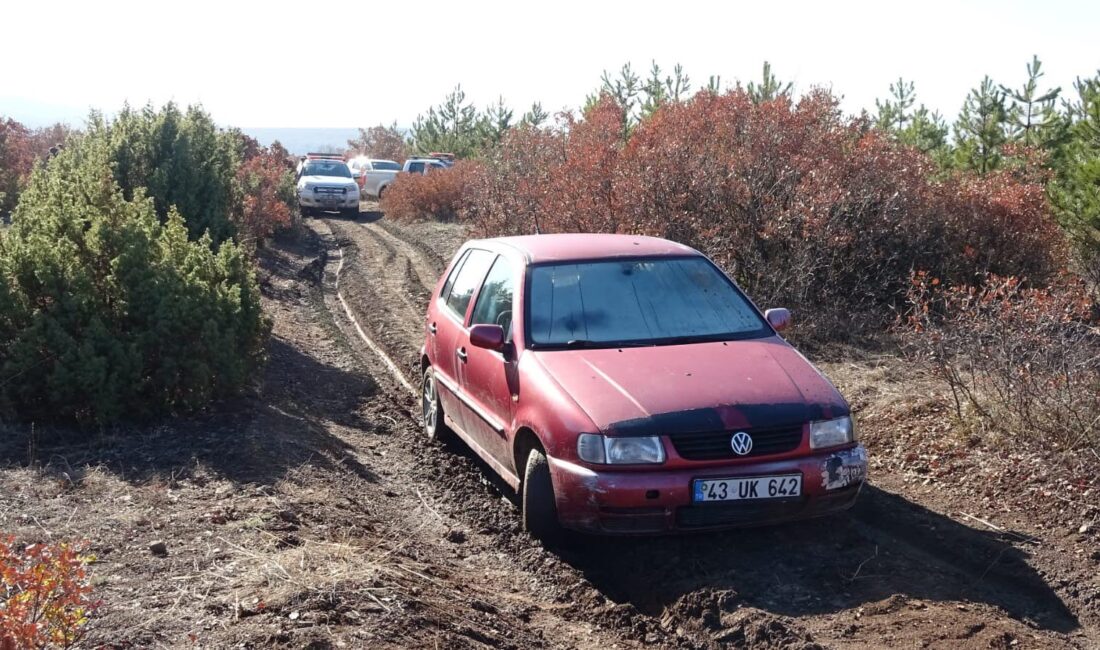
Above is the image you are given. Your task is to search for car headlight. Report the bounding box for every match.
[809,416,856,450]
[577,434,665,465]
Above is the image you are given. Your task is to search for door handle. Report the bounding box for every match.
[457,347,468,362]
[428,322,437,335]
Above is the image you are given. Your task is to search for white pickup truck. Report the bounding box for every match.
[348,157,402,200]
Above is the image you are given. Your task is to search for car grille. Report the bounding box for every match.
[668,425,803,461]
[314,186,346,196]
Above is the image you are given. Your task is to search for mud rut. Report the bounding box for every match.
[305,212,1095,649]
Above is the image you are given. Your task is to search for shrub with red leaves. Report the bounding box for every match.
[0,118,37,216]
[234,146,297,246]
[455,91,1065,340]
[902,272,1099,450]
[0,536,100,649]
[381,161,479,223]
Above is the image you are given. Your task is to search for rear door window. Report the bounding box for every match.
[407,161,425,174]
[444,249,494,320]
[470,256,515,337]
[441,250,470,301]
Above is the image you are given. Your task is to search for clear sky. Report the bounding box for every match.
[3,0,1098,129]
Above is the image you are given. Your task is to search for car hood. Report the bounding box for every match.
[299,175,357,187]
[532,337,848,435]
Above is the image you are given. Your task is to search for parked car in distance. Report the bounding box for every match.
[420,234,867,539]
[296,155,360,217]
[403,157,450,175]
[348,156,401,199]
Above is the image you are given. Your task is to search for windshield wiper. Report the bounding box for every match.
[564,339,597,348]
[563,339,650,349]
[651,334,730,346]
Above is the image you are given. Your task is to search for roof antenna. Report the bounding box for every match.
[532,212,542,235]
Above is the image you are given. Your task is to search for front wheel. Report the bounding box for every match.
[422,367,448,442]
[522,448,563,542]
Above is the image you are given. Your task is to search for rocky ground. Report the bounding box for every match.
[0,203,1096,648]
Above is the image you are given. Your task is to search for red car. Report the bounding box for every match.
[420,234,867,538]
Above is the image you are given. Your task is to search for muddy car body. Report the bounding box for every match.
[420,234,867,536]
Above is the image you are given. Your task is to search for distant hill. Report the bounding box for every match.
[237,127,361,155]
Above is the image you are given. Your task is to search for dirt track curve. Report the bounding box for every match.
[301,207,1098,649]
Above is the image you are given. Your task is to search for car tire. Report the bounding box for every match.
[522,447,563,542]
[422,366,449,442]
[377,186,386,200]
[299,206,311,219]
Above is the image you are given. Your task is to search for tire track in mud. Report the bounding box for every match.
[320,217,427,381]
[374,218,452,280]
[370,218,447,298]
[306,215,1095,649]
[307,216,656,648]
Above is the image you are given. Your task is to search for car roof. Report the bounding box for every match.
[474,233,699,264]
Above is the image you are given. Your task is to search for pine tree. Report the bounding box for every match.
[640,62,691,119]
[1001,55,1063,149]
[746,61,793,104]
[953,76,1009,173]
[90,102,239,244]
[873,79,950,160]
[1050,72,1100,283]
[875,78,916,131]
[478,96,514,149]
[900,106,950,160]
[585,63,641,137]
[588,63,641,118]
[409,85,483,157]
[1,137,267,423]
[520,102,550,128]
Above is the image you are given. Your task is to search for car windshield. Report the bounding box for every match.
[527,257,770,348]
[303,161,352,178]
[372,160,401,171]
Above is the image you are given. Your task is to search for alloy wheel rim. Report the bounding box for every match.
[423,373,437,431]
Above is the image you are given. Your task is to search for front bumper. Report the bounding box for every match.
[548,445,867,534]
[299,193,359,209]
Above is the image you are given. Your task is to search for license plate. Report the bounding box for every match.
[693,474,802,502]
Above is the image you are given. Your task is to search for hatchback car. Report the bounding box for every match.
[421,234,867,538]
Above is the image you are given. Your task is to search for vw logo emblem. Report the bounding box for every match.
[730,431,753,455]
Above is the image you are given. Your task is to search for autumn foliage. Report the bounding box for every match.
[451,91,1065,339]
[902,272,1099,450]
[381,161,479,223]
[0,537,99,649]
[234,144,297,246]
[0,119,69,216]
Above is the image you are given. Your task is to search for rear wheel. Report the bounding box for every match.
[522,447,563,542]
[422,367,448,442]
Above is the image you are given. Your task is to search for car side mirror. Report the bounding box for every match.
[351,170,362,179]
[469,324,506,351]
[765,308,791,332]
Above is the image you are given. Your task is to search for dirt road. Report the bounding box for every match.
[302,208,1098,649]
[0,207,1094,648]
